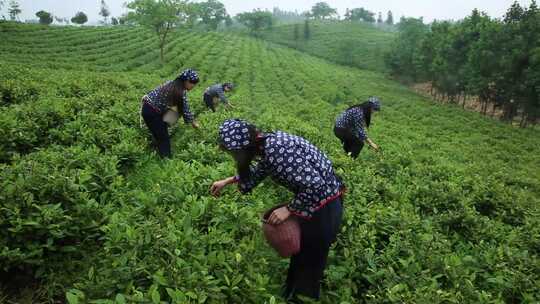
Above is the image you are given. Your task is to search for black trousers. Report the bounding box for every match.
[334,127,364,159]
[284,197,343,302]
[203,93,216,112]
[141,102,171,158]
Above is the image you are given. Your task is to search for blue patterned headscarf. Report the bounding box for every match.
[368,96,381,111]
[178,69,199,83]
[219,119,254,150]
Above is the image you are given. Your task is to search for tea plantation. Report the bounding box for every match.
[1,22,539,303]
[259,21,395,72]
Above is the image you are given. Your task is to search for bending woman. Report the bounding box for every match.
[334,96,381,158]
[210,119,344,302]
[140,69,200,158]
[203,82,235,112]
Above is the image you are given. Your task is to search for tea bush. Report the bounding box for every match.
[0,22,538,303]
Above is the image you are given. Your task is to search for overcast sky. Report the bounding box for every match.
[3,0,533,24]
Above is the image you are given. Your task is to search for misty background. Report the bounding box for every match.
[2,0,534,24]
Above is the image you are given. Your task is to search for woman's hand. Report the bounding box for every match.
[267,206,291,225]
[210,180,228,197]
[210,176,237,197]
[366,138,379,151]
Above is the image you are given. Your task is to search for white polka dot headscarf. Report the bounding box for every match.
[219,119,254,150]
[178,69,200,83]
[368,96,381,111]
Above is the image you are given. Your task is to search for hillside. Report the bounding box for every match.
[260,21,396,72]
[1,22,539,303]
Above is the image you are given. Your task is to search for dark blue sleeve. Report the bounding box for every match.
[237,160,270,193]
[181,91,194,124]
[353,110,368,141]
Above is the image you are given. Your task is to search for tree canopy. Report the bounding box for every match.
[126,0,191,62]
[309,2,337,20]
[385,2,540,127]
[36,10,53,25]
[235,10,273,34]
[71,11,88,25]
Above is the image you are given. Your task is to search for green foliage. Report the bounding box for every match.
[126,0,192,62]
[100,0,110,22]
[1,21,539,304]
[386,10,394,25]
[71,11,88,25]
[385,3,540,126]
[8,0,21,21]
[344,7,376,23]
[303,19,310,40]
[235,10,273,35]
[35,10,53,25]
[0,146,119,272]
[384,17,428,82]
[309,2,337,20]
[195,0,227,30]
[262,21,395,72]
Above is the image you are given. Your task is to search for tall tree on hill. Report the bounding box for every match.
[36,10,53,25]
[385,2,539,127]
[304,19,311,40]
[310,2,337,20]
[224,14,233,28]
[377,12,383,24]
[100,0,111,24]
[345,8,375,23]
[235,10,273,36]
[126,0,191,63]
[196,0,227,30]
[499,1,540,125]
[71,11,88,25]
[344,8,350,20]
[293,23,300,45]
[273,7,305,23]
[8,0,21,21]
[384,17,428,81]
[463,15,504,113]
[386,10,394,25]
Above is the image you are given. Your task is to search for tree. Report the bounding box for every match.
[111,17,119,25]
[345,7,375,23]
[8,0,21,21]
[272,7,305,23]
[304,19,311,40]
[310,2,337,20]
[196,0,227,30]
[224,14,233,28]
[119,14,127,25]
[384,17,428,81]
[235,10,273,35]
[386,10,394,25]
[293,23,300,40]
[100,0,111,24]
[344,8,350,20]
[293,23,300,46]
[126,0,191,63]
[36,10,53,25]
[377,12,383,24]
[71,11,88,25]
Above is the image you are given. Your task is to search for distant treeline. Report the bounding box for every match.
[385,1,540,127]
